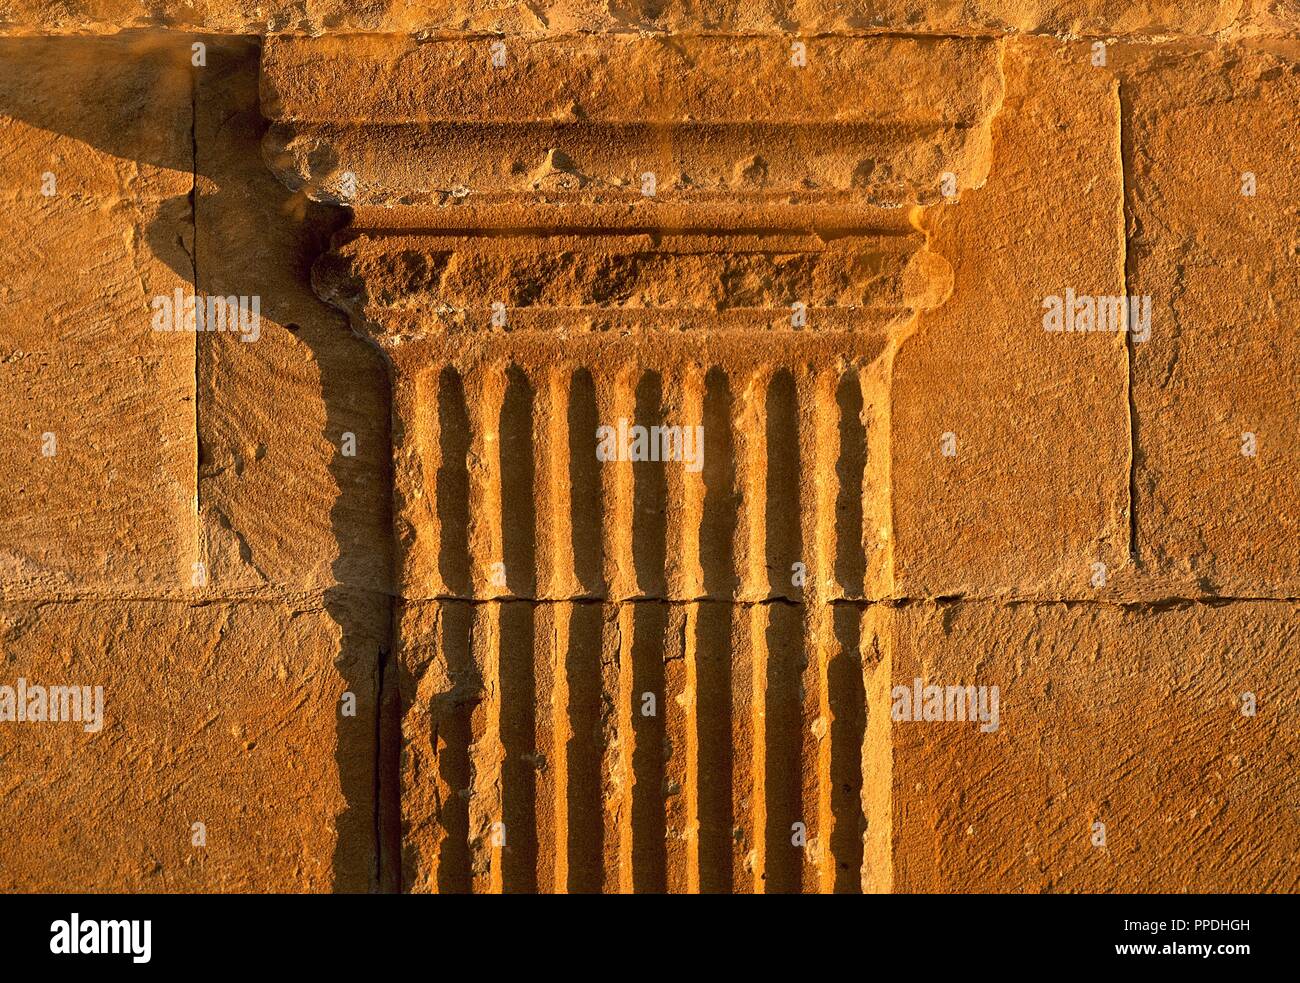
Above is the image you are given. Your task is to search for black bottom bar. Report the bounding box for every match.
[0,893,1285,972]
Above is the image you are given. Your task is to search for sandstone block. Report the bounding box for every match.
[0,595,385,891]
[194,39,393,594]
[884,600,1299,892]
[0,36,196,593]
[890,38,1131,599]
[1121,43,1300,595]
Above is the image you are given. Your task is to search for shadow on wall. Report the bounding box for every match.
[0,33,397,892]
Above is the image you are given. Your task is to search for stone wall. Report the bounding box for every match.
[0,4,1295,892]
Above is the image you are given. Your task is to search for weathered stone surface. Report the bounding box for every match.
[1120,43,1300,596]
[885,600,1299,892]
[0,35,196,594]
[262,34,1003,208]
[398,598,875,893]
[1,0,1295,38]
[0,8,1296,896]
[889,37,1131,599]
[0,596,384,891]
[310,204,940,608]
[195,38,393,594]
[0,35,397,893]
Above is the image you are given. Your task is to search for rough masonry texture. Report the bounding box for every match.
[0,3,1296,892]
